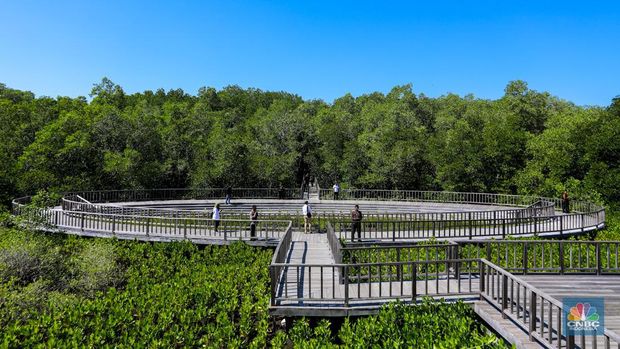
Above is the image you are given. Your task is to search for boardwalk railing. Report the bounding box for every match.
[34,188,603,242]
[271,240,620,347]
[270,256,620,348]
[270,223,294,306]
[481,259,620,349]
[62,187,303,206]
[270,259,481,306]
[326,222,343,264]
[58,201,602,242]
[333,212,605,241]
[319,189,600,213]
[342,240,620,276]
[16,207,292,242]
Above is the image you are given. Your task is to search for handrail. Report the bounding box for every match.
[326,222,342,264]
[271,222,294,265]
[270,224,294,306]
[59,188,604,212]
[63,187,304,205]
[318,188,602,213]
[75,195,92,204]
[269,254,620,348]
[342,239,620,276]
[331,212,605,241]
[480,259,620,348]
[15,207,293,242]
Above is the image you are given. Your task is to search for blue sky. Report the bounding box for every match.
[1,1,619,105]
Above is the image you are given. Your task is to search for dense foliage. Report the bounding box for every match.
[0,229,273,347]
[0,228,508,348]
[2,79,619,348]
[272,301,506,348]
[2,80,619,205]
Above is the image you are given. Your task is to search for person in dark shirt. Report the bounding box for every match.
[250,205,258,240]
[351,205,363,242]
[562,191,570,213]
[225,186,232,205]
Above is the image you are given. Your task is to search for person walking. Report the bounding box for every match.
[333,182,340,200]
[302,201,312,234]
[212,203,221,233]
[351,204,363,242]
[225,186,232,205]
[562,191,570,213]
[249,205,258,240]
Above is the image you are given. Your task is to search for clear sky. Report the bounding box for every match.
[1,1,619,106]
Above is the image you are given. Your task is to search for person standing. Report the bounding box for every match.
[302,201,312,234]
[212,203,221,232]
[249,205,258,240]
[333,182,340,200]
[562,191,570,213]
[351,204,363,242]
[225,186,232,205]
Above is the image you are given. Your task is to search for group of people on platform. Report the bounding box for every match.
[302,201,362,241]
[210,183,362,242]
[209,185,571,242]
[210,203,259,240]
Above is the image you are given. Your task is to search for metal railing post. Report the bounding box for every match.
[270,266,277,306]
[412,263,417,303]
[559,241,565,275]
[529,290,537,341]
[596,243,602,275]
[523,243,529,274]
[344,266,349,306]
[502,274,508,319]
[479,263,486,293]
[392,222,396,242]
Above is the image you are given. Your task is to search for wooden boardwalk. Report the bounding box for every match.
[272,231,620,348]
[12,190,612,348]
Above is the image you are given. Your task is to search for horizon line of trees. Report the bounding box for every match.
[1,78,619,206]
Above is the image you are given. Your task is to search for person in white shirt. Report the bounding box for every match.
[212,203,221,232]
[333,183,340,200]
[302,201,312,234]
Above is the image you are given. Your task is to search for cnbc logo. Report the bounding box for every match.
[563,298,605,336]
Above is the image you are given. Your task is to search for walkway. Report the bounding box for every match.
[12,189,613,348]
[271,228,620,348]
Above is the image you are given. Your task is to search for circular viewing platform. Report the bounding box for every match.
[11,188,606,244]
